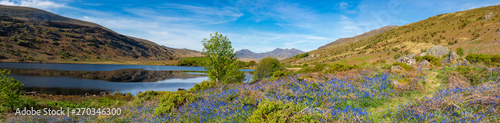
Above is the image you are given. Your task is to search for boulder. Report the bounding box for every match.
[407,53,416,59]
[419,52,427,57]
[426,45,449,57]
[391,65,404,73]
[100,91,110,97]
[397,56,415,65]
[418,59,430,68]
[444,51,459,63]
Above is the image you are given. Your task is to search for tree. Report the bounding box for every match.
[248,60,256,66]
[252,57,284,82]
[202,32,244,84]
[0,70,23,112]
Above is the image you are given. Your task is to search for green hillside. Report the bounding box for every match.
[285,5,500,65]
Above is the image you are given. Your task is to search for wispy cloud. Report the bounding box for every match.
[0,0,67,10]
[1,0,499,52]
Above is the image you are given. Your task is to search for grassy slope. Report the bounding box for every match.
[285,5,500,65]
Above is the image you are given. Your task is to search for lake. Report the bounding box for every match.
[0,63,253,95]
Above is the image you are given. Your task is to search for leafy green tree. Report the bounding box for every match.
[0,70,23,112]
[252,57,284,81]
[202,32,244,84]
[248,60,256,66]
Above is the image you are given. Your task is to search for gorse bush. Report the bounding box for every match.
[416,55,441,66]
[465,54,500,65]
[154,91,198,116]
[270,70,294,80]
[295,53,309,59]
[136,90,163,101]
[247,99,306,123]
[454,66,500,86]
[189,80,216,93]
[252,57,284,81]
[324,63,359,73]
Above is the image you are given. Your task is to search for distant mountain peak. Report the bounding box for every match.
[236,48,304,59]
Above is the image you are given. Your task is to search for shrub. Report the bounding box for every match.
[465,54,500,65]
[371,60,387,65]
[455,66,499,86]
[188,80,216,93]
[456,48,464,57]
[393,53,402,59]
[0,70,23,112]
[313,64,327,72]
[415,55,441,66]
[392,62,414,71]
[235,61,249,68]
[295,53,309,59]
[324,63,359,73]
[252,57,284,81]
[270,70,294,80]
[154,91,198,116]
[246,100,306,123]
[247,60,256,66]
[177,57,206,66]
[136,90,162,101]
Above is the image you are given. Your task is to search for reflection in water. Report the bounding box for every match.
[8,68,206,82]
[0,63,253,95]
[10,74,201,95]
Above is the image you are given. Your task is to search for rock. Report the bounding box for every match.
[177,88,186,91]
[483,12,494,22]
[100,91,110,97]
[426,45,449,57]
[407,53,416,59]
[24,91,38,96]
[391,65,403,72]
[84,93,90,97]
[397,56,415,65]
[419,52,427,57]
[418,59,430,68]
[444,51,459,63]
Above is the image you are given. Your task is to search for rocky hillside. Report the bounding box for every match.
[236,48,304,59]
[317,25,398,49]
[284,5,500,65]
[0,5,200,64]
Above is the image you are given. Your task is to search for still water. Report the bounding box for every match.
[0,63,253,95]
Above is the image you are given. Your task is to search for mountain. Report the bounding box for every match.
[236,48,304,59]
[284,4,500,65]
[0,5,201,64]
[317,25,398,49]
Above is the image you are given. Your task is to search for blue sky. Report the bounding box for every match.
[1,0,499,52]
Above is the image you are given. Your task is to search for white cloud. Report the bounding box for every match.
[337,2,349,10]
[0,0,67,10]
